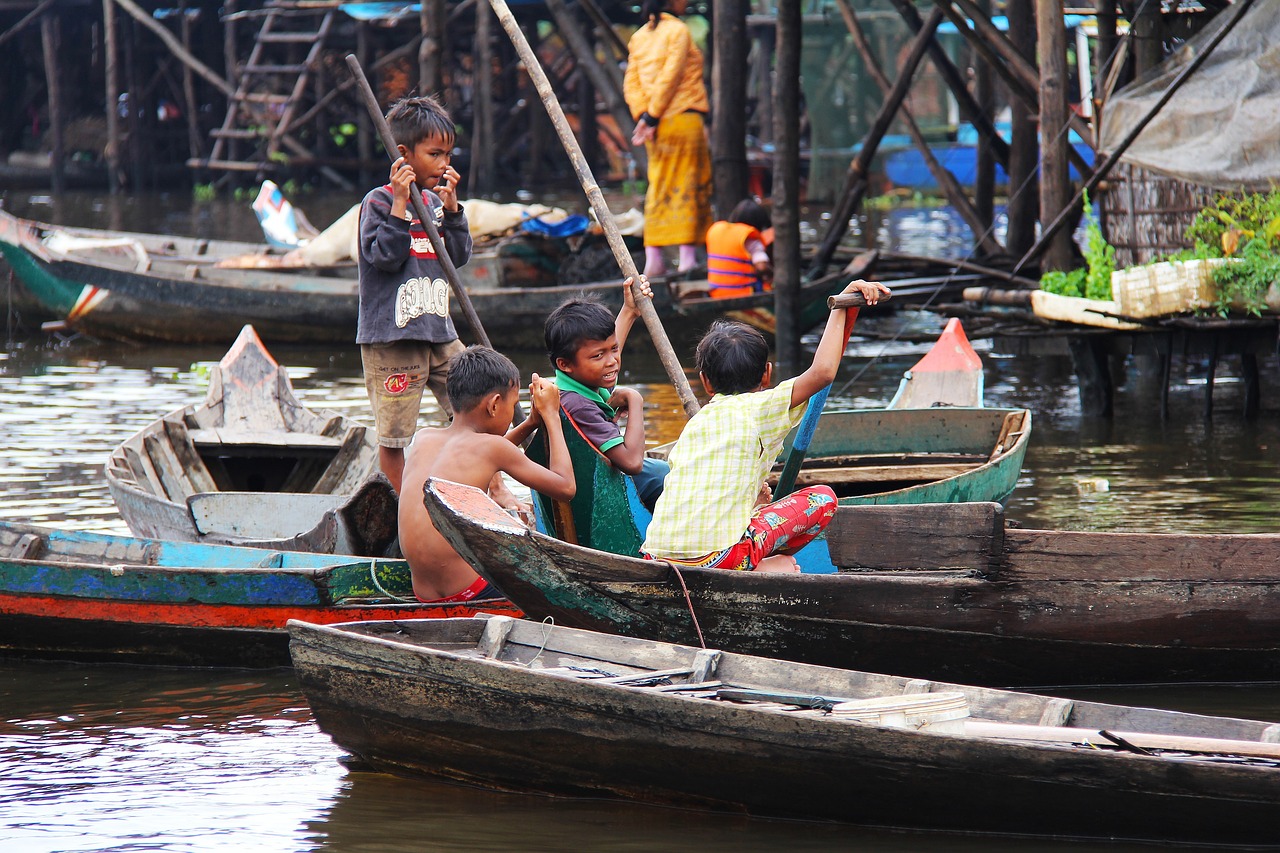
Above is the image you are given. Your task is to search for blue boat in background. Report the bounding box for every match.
[883,124,1096,191]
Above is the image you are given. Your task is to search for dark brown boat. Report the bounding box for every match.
[425,478,1280,688]
[290,614,1280,845]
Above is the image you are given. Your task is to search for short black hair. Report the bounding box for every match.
[446,346,520,412]
[386,95,455,150]
[696,320,770,395]
[729,199,772,232]
[545,297,615,367]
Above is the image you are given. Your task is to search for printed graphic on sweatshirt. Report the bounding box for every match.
[395,276,450,327]
[409,232,439,258]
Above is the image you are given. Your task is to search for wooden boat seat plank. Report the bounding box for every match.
[827,502,1004,572]
[188,428,343,450]
[787,462,980,487]
[188,492,347,538]
[123,444,168,498]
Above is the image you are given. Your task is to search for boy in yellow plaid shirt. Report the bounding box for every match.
[642,279,890,572]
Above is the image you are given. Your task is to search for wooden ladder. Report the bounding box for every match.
[197,2,341,182]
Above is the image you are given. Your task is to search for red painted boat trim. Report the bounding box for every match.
[0,592,522,629]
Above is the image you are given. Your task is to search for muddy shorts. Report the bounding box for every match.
[361,339,466,448]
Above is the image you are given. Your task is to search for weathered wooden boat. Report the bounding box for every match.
[105,325,398,556]
[0,522,518,667]
[0,208,851,347]
[426,480,1280,688]
[290,614,1280,844]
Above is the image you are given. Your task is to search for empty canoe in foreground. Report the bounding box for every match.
[289,615,1280,845]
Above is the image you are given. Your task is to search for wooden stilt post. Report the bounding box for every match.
[544,0,634,166]
[973,0,995,239]
[472,0,495,193]
[753,22,774,149]
[1005,0,1038,259]
[773,0,803,376]
[1204,339,1218,420]
[808,8,944,279]
[1094,0,1118,105]
[419,0,434,93]
[1241,353,1259,420]
[1035,0,1073,273]
[1068,335,1112,417]
[104,0,122,192]
[832,0,1003,256]
[356,22,374,190]
[712,0,749,216]
[1131,0,1162,76]
[40,12,65,194]
[885,0,1009,169]
[179,1,205,164]
[578,69,598,175]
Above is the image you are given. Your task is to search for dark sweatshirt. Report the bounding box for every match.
[356,184,472,345]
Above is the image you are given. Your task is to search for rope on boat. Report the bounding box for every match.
[527,616,555,667]
[367,559,415,603]
[670,565,707,649]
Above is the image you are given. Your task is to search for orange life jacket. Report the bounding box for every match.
[706,221,768,299]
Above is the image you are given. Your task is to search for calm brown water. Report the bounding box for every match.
[3,190,1280,851]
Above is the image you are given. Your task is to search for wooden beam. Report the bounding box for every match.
[712,0,750,215]
[111,0,235,97]
[772,0,803,376]
[0,0,55,48]
[833,0,1003,257]
[40,12,64,193]
[1035,0,1073,272]
[808,8,944,279]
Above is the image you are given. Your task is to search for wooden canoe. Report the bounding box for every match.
[0,521,518,667]
[289,614,1280,844]
[426,479,1280,688]
[105,325,397,555]
[0,208,853,348]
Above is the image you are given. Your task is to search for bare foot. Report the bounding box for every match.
[754,555,799,573]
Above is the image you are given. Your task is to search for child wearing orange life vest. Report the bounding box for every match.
[705,199,774,299]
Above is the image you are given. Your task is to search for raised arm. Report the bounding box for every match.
[790,279,890,409]
[501,375,575,500]
[615,275,652,351]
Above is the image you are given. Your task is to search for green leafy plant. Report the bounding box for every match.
[192,182,216,202]
[1081,190,1115,300]
[1039,190,1114,299]
[1210,237,1280,317]
[1182,191,1280,316]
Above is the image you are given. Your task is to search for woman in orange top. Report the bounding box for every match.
[705,199,773,299]
[623,0,713,278]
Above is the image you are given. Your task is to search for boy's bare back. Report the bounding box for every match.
[397,373,574,602]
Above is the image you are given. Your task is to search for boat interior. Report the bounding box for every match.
[328,616,1280,763]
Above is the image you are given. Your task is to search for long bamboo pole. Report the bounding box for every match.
[486,0,700,419]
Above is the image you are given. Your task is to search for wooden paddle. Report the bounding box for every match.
[344,55,526,424]
[485,0,700,419]
[774,289,888,498]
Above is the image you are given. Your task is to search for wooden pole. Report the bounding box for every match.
[973,0,995,238]
[113,0,234,98]
[1094,0,1118,105]
[484,0,701,418]
[103,0,122,193]
[1035,0,1072,273]
[39,12,64,194]
[0,0,56,48]
[419,0,438,94]
[1131,0,1162,76]
[884,0,1009,169]
[1012,0,1256,275]
[472,0,495,193]
[179,1,205,163]
[344,55,494,352]
[543,0,634,166]
[832,0,1003,257]
[1005,0,1038,259]
[808,7,944,280]
[773,0,802,377]
[712,0,749,216]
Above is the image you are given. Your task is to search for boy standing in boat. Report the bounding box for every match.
[642,279,890,572]
[398,347,575,602]
[542,276,668,510]
[357,95,470,494]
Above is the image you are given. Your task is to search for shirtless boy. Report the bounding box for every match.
[398,346,575,602]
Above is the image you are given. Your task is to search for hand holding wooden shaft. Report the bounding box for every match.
[486,0,700,418]
[827,288,892,310]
